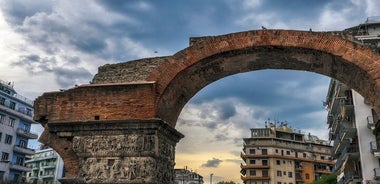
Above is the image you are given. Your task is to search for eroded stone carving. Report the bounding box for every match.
[79,157,157,183]
[72,134,156,156]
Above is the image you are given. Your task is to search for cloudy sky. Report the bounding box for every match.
[0,0,379,183]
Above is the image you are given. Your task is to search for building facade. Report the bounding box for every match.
[325,79,380,183]
[0,80,38,183]
[344,16,380,53]
[240,123,334,184]
[25,146,65,184]
[174,168,204,184]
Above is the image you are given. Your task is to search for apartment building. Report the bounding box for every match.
[25,146,65,184]
[240,122,334,184]
[0,80,38,183]
[174,167,204,184]
[325,79,380,184]
[344,16,380,53]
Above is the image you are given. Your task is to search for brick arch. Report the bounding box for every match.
[150,30,380,126]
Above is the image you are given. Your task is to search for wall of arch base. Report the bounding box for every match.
[46,119,184,184]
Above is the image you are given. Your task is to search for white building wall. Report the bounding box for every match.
[352,90,379,182]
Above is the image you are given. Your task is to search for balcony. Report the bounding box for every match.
[241,175,270,181]
[41,163,57,169]
[374,168,380,180]
[16,128,38,139]
[333,145,359,172]
[13,145,35,155]
[368,116,376,130]
[40,174,55,178]
[241,164,270,169]
[337,172,362,184]
[370,141,380,157]
[10,163,32,172]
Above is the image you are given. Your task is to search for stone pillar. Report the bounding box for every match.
[46,119,183,184]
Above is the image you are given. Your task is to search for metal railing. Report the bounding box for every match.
[374,168,380,179]
[367,116,375,130]
[370,141,380,154]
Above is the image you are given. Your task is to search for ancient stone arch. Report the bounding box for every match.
[34,30,380,183]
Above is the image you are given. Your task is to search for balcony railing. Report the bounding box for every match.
[370,141,380,157]
[9,163,32,172]
[13,145,35,155]
[368,116,375,130]
[333,145,359,172]
[374,168,380,179]
[337,172,361,184]
[16,128,38,139]
[241,175,270,181]
[40,174,55,178]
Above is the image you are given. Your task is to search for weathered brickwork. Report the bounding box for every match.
[33,29,380,183]
[34,82,157,123]
[92,56,169,84]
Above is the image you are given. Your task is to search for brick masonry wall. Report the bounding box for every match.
[34,82,157,123]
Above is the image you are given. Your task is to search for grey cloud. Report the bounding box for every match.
[12,54,57,73]
[55,67,93,88]
[205,122,218,130]
[216,102,236,120]
[214,134,228,142]
[1,0,53,25]
[201,158,222,168]
[12,54,92,88]
[71,37,107,53]
[225,159,242,164]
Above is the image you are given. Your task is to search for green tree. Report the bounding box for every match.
[216,181,237,184]
[311,174,337,184]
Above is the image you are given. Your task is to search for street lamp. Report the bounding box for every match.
[210,173,213,184]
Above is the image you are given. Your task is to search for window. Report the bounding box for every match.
[277,170,282,177]
[275,149,278,153]
[8,118,15,127]
[0,114,4,123]
[19,140,27,148]
[288,172,293,178]
[283,171,286,175]
[262,170,269,177]
[262,160,268,166]
[277,182,282,184]
[262,149,268,155]
[0,132,2,142]
[9,101,15,110]
[303,153,307,158]
[26,108,32,116]
[1,152,9,161]
[286,150,290,155]
[276,160,281,165]
[263,181,269,184]
[5,134,12,144]
[250,169,256,176]
[0,97,5,105]
[16,156,23,165]
[13,174,20,182]
[321,156,325,160]
[249,159,256,164]
[249,149,255,154]
[250,182,257,184]
[305,173,310,179]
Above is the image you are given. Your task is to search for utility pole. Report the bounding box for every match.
[210,173,213,184]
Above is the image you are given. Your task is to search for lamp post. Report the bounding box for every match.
[210,173,213,184]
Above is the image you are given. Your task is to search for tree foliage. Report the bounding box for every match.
[311,174,337,184]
